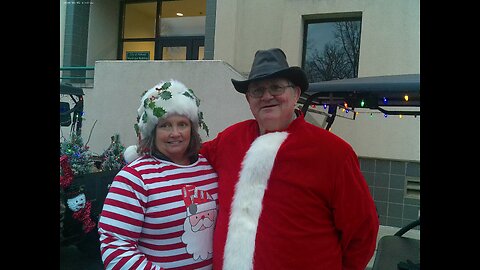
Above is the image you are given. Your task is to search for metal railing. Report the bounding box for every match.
[60,66,95,80]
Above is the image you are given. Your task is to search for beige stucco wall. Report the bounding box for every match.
[214,0,420,161]
[63,60,420,161]
[215,0,420,77]
[304,109,420,161]
[70,61,252,156]
[60,0,420,161]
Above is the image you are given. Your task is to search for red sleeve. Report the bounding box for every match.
[200,135,219,166]
[332,149,379,270]
[98,167,162,270]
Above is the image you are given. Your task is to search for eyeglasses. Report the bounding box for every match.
[246,84,295,98]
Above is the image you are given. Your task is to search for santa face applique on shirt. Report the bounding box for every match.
[181,185,217,261]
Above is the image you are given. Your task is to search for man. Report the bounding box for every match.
[200,48,379,270]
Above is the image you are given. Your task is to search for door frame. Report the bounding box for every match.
[155,36,205,60]
[118,0,205,60]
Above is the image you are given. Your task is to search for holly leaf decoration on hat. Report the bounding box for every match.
[153,106,167,118]
[134,80,211,139]
[159,90,172,100]
[198,111,209,136]
[134,123,140,137]
[187,88,201,107]
[142,111,148,123]
[201,121,209,137]
[160,81,171,90]
[183,91,194,100]
[147,99,156,109]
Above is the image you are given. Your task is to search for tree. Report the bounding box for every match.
[101,134,126,171]
[334,21,361,78]
[60,133,93,176]
[305,43,349,82]
[304,20,361,82]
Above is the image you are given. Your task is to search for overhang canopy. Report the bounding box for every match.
[299,74,420,129]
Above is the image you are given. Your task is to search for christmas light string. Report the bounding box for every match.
[301,100,419,120]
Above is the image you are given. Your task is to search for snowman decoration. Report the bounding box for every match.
[60,155,96,234]
[64,183,96,234]
[67,192,87,212]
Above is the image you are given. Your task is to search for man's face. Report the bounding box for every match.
[246,78,300,133]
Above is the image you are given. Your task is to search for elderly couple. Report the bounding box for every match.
[97,48,379,270]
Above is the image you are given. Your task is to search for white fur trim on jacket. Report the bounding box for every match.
[223,131,289,270]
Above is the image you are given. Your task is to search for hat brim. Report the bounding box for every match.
[231,67,309,94]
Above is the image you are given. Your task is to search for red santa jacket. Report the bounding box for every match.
[200,113,379,270]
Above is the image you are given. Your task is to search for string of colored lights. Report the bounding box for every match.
[299,93,420,120]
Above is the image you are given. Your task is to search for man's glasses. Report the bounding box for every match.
[246,84,295,98]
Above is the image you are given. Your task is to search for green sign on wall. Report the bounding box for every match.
[126,51,150,60]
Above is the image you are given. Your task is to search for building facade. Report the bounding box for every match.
[60,0,420,228]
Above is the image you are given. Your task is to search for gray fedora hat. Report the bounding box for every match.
[231,48,309,94]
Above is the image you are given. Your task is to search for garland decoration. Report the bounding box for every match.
[60,155,74,189]
[71,201,96,233]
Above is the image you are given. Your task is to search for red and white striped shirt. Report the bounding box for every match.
[98,154,218,270]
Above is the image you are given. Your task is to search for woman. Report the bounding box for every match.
[98,80,218,270]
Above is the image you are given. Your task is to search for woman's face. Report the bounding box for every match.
[155,114,192,164]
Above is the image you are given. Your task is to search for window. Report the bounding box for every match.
[302,15,362,83]
[120,0,206,60]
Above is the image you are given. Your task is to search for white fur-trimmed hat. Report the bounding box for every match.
[124,80,209,163]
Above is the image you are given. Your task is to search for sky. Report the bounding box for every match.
[306,22,337,59]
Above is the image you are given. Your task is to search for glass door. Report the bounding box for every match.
[157,36,204,60]
[122,1,157,60]
[120,0,206,60]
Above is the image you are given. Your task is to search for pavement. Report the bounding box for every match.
[60,225,420,270]
[60,244,103,270]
